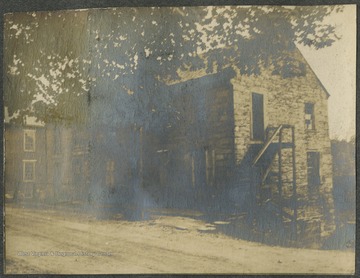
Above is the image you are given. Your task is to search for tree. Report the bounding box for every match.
[331,138,355,177]
[4,11,91,124]
[203,6,343,75]
[4,6,344,126]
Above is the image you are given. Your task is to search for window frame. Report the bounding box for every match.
[307,151,321,186]
[23,160,36,182]
[250,92,266,142]
[24,184,34,198]
[24,129,36,152]
[305,102,315,130]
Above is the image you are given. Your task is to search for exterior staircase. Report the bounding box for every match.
[249,125,298,235]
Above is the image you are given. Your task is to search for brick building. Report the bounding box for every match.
[4,123,90,205]
[4,122,49,202]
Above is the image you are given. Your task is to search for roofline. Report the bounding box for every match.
[166,66,236,88]
[295,46,331,99]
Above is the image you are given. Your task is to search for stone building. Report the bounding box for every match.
[230,49,335,239]
[142,47,335,239]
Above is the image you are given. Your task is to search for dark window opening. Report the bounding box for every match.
[307,152,320,186]
[205,147,216,186]
[252,93,265,140]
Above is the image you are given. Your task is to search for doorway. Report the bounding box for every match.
[252,92,265,141]
[307,152,320,186]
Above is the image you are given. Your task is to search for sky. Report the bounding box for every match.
[297,5,356,140]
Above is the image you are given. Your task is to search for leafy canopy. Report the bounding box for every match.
[4,6,343,125]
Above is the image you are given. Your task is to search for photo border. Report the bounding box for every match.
[0,0,358,277]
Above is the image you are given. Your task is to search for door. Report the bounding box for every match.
[193,149,206,189]
[53,162,62,200]
[252,93,265,141]
[307,152,320,186]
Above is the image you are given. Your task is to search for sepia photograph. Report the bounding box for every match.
[3,3,356,274]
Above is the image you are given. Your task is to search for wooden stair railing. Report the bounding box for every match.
[252,124,283,166]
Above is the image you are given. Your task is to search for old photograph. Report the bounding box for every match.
[3,4,356,274]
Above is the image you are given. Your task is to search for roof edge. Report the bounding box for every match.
[295,46,331,99]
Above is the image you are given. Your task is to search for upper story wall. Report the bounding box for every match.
[232,49,331,166]
[158,69,236,182]
[231,49,334,235]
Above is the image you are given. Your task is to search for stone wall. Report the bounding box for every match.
[232,49,335,237]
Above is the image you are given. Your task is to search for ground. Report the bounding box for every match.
[4,205,355,274]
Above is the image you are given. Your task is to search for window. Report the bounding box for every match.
[305,103,315,130]
[24,130,36,152]
[251,93,265,140]
[307,152,320,186]
[106,160,115,188]
[73,159,82,174]
[205,148,216,186]
[24,184,33,198]
[23,160,36,182]
[54,128,61,154]
[72,131,85,151]
[53,162,62,188]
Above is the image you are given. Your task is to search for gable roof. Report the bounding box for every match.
[161,45,331,99]
[166,67,236,92]
[295,47,331,98]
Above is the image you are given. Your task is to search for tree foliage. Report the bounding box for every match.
[331,138,355,177]
[4,6,343,125]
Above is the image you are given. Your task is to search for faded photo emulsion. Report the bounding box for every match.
[3,5,356,274]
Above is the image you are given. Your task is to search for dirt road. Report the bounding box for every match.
[4,205,355,274]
